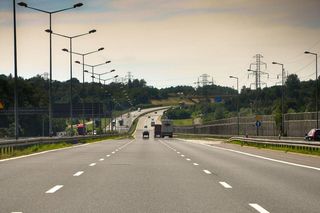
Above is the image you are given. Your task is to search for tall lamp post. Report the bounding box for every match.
[91,75,118,133]
[304,51,318,128]
[75,61,111,134]
[13,0,19,139]
[88,69,116,84]
[272,61,285,136]
[17,1,83,136]
[46,29,97,135]
[229,76,239,135]
[63,47,104,125]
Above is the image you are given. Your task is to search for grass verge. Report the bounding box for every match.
[172,119,193,126]
[0,134,128,160]
[229,140,320,156]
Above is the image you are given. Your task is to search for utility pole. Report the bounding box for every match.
[198,74,213,87]
[247,54,268,136]
[248,54,268,90]
[126,72,133,83]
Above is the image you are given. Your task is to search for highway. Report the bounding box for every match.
[1,111,320,213]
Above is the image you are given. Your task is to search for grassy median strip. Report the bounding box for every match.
[230,140,320,156]
[0,134,127,160]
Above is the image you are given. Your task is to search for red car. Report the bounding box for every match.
[305,128,320,141]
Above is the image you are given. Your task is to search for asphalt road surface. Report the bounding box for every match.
[1,111,320,213]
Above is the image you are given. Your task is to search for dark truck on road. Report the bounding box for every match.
[161,119,173,138]
[154,124,162,138]
[154,119,173,138]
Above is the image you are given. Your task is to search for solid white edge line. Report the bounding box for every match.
[46,185,63,194]
[73,171,84,177]
[89,163,96,166]
[0,138,135,163]
[219,181,232,189]
[178,139,320,172]
[203,169,212,174]
[249,203,270,213]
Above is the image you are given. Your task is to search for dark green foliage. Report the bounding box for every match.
[166,108,192,119]
[0,73,319,136]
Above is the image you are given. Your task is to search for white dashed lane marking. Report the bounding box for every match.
[89,163,96,167]
[99,158,104,161]
[73,171,84,177]
[112,152,115,154]
[219,181,232,189]
[203,170,212,174]
[46,185,63,194]
[106,155,110,157]
[249,203,269,213]
[193,163,199,166]
[181,155,185,157]
[186,158,191,161]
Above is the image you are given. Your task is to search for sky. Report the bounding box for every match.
[1,0,320,89]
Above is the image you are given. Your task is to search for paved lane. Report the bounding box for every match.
[1,111,320,212]
[159,138,320,213]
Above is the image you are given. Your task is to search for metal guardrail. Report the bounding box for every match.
[0,134,119,157]
[229,136,320,149]
[0,106,171,158]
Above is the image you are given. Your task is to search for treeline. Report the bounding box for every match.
[165,74,319,125]
[0,73,318,136]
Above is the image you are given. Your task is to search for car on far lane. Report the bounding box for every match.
[142,130,149,139]
[305,128,320,141]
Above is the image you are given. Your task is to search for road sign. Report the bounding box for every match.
[256,121,262,127]
[0,101,4,110]
[214,96,222,103]
[256,115,262,121]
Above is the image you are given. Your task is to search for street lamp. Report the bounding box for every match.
[78,61,112,134]
[91,74,118,134]
[63,47,104,126]
[229,76,239,135]
[46,29,96,136]
[18,1,83,136]
[92,69,116,84]
[13,0,19,139]
[272,61,285,137]
[305,51,318,128]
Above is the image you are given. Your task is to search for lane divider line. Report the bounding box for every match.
[193,163,199,166]
[219,181,232,189]
[203,170,212,174]
[46,185,63,194]
[111,151,115,154]
[106,155,110,157]
[73,171,84,177]
[179,139,320,172]
[249,203,269,213]
[181,154,185,157]
[186,158,191,161]
[89,163,96,167]
[99,158,104,161]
